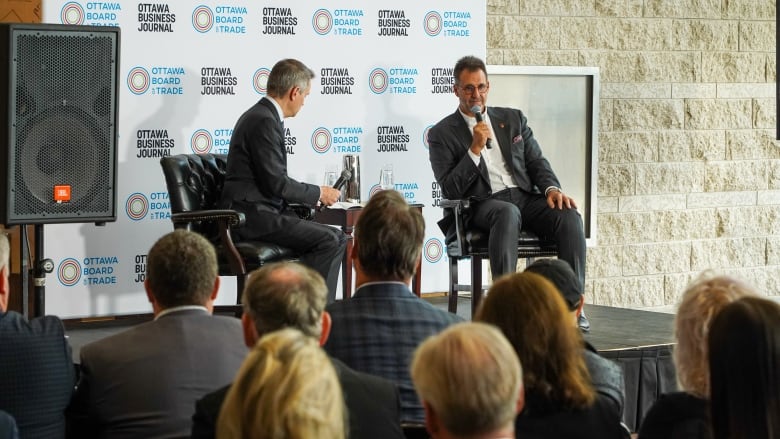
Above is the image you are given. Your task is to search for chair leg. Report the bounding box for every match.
[471,256,483,317]
[448,256,458,313]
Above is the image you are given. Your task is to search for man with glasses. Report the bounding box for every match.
[427,55,590,331]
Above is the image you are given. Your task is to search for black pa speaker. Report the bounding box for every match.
[0,23,120,225]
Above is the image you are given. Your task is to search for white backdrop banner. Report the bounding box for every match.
[41,0,485,318]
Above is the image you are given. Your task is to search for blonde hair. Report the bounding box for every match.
[411,322,522,436]
[674,273,755,398]
[476,271,595,409]
[216,328,345,439]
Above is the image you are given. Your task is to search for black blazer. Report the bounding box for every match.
[191,357,404,439]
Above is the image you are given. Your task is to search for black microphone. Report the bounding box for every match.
[332,169,352,190]
[470,105,492,149]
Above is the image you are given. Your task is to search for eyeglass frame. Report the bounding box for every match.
[455,83,489,94]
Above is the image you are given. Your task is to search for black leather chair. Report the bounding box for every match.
[160,153,307,313]
[441,199,558,317]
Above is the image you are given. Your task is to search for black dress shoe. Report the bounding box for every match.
[578,312,591,333]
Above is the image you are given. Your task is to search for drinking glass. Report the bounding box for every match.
[379,164,394,191]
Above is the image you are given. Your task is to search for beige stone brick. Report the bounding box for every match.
[671,83,716,99]
[767,237,780,265]
[716,206,780,237]
[516,0,595,16]
[757,190,780,205]
[586,245,623,278]
[591,275,666,307]
[598,164,635,196]
[769,162,780,189]
[658,130,725,161]
[597,212,659,245]
[636,162,705,194]
[614,99,684,131]
[720,266,780,297]
[487,0,519,15]
[726,130,779,160]
[691,237,766,270]
[664,272,700,305]
[619,194,687,212]
[717,83,775,99]
[488,16,560,49]
[767,53,776,82]
[595,0,644,17]
[704,160,768,192]
[701,52,768,83]
[600,132,658,164]
[686,191,756,208]
[645,0,722,18]
[672,20,738,51]
[753,98,776,129]
[622,242,691,275]
[501,50,579,66]
[738,21,776,52]
[657,209,720,241]
[486,49,504,65]
[599,196,619,213]
[722,0,776,20]
[561,18,672,50]
[602,83,671,99]
[684,99,752,130]
[600,98,613,133]
[579,51,700,82]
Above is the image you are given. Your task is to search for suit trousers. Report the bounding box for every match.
[468,187,586,290]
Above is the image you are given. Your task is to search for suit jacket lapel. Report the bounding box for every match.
[487,108,514,167]
[449,109,490,184]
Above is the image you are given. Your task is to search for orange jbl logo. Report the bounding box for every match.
[54,185,72,202]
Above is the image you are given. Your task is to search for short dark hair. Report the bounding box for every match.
[146,229,218,308]
[266,59,315,98]
[355,190,424,281]
[453,55,487,85]
[242,262,327,339]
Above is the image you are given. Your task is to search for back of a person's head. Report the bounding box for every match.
[216,328,345,439]
[708,296,780,439]
[354,190,424,280]
[476,271,594,409]
[266,58,314,98]
[674,272,756,398]
[524,258,582,311]
[146,229,218,308]
[411,322,522,437]
[242,261,327,338]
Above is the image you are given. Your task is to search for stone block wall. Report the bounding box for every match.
[487,0,777,308]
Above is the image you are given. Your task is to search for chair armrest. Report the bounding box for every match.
[171,209,246,228]
[439,199,472,257]
[287,203,315,221]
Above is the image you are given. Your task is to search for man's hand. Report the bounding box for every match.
[469,120,491,155]
[319,186,341,206]
[546,189,578,210]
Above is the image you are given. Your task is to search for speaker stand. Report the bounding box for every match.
[19,224,53,318]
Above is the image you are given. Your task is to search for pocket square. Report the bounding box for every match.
[512,134,523,143]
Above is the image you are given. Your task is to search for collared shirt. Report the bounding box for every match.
[154,305,209,321]
[460,107,516,193]
[264,95,285,123]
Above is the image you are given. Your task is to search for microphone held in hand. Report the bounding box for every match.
[332,169,352,190]
[470,105,492,149]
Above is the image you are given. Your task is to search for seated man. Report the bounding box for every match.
[428,55,589,331]
[410,322,524,439]
[0,228,74,439]
[66,230,248,438]
[324,190,464,424]
[192,261,403,439]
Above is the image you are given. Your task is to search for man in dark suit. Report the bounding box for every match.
[192,261,404,439]
[0,228,75,439]
[427,55,589,331]
[324,190,464,424]
[66,230,247,439]
[219,58,346,302]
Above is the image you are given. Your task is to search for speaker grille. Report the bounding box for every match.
[2,25,119,224]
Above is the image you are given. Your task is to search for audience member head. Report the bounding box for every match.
[0,227,9,312]
[241,261,329,347]
[524,258,583,325]
[476,271,595,409]
[217,328,345,439]
[708,296,780,439]
[411,322,523,438]
[354,189,424,283]
[266,58,314,117]
[674,273,756,398]
[144,229,219,314]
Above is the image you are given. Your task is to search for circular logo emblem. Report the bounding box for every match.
[126,193,149,221]
[424,238,444,263]
[191,129,213,154]
[369,68,388,94]
[58,258,82,286]
[312,9,332,35]
[311,127,332,154]
[127,67,150,95]
[422,125,433,149]
[369,184,382,198]
[192,5,214,33]
[253,68,271,95]
[423,11,442,36]
[61,2,85,25]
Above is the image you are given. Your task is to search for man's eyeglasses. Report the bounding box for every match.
[457,84,488,94]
